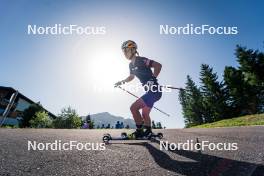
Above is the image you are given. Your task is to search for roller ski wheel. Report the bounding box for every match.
[103,133,111,137]
[121,132,128,139]
[157,133,163,139]
[103,134,111,144]
[149,132,163,141]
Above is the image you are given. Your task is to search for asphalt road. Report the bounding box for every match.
[0,127,263,176]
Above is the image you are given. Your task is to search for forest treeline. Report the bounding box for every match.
[179,45,264,127]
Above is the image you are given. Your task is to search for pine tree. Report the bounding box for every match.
[151,120,156,129]
[156,122,162,129]
[235,45,264,113]
[200,64,228,122]
[179,44,264,127]
[179,75,204,127]
[224,66,250,116]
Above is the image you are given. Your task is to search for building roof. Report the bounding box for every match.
[0,86,57,119]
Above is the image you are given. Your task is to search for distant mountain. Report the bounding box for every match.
[81,112,136,129]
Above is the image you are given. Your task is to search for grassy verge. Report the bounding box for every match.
[193,113,264,128]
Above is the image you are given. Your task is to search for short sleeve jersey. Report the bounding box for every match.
[129,56,154,85]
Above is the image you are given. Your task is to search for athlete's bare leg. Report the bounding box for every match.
[142,106,152,127]
[130,98,145,126]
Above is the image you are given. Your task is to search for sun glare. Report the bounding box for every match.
[72,39,129,93]
[88,47,128,91]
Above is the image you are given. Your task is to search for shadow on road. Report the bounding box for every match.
[110,142,263,176]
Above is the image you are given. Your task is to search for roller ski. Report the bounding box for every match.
[102,129,163,144]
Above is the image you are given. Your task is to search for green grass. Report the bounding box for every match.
[193,113,264,128]
[0,124,18,128]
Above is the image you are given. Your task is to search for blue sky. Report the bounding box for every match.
[1,0,264,128]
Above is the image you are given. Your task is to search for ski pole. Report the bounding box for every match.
[116,86,170,117]
[162,86,185,91]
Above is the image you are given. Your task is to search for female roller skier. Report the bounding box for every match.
[115,40,162,138]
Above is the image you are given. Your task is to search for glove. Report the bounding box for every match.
[114,80,125,87]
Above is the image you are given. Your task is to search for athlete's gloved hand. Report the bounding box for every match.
[114,80,125,87]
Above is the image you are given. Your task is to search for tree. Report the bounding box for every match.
[224,66,251,116]
[235,45,264,113]
[29,111,52,128]
[106,124,110,129]
[156,122,162,129]
[22,103,44,127]
[53,107,81,129]
[179,44,264,127]
[86,114,91,123]
[200,64,229,122]
[89,120,95,129]
[151,120,156,129]
[179,75,204,127]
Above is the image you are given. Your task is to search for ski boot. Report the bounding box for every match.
[128,128,144,139]
[142,129,153,139]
